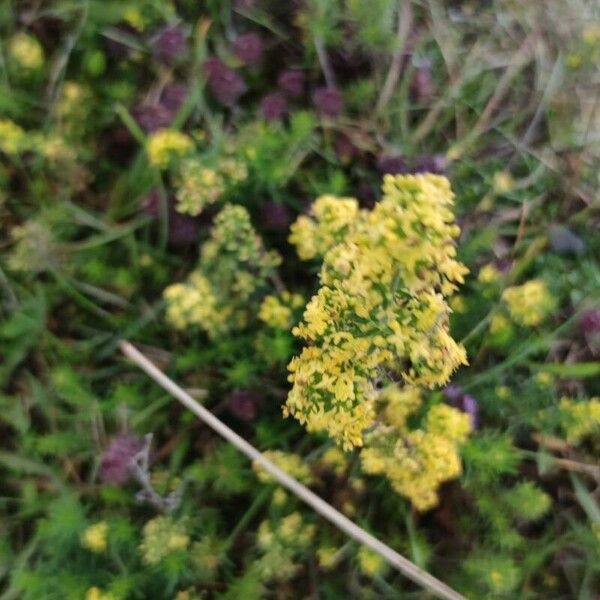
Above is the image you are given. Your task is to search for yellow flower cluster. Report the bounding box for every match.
[253,450,313,485]
[286,174,469,450]
[0,119,27,155]
[175,156,247,216]
[478,263,502,284]
[147,129,193,168]
[256,512,315,581]
[164,271,225,336]
[318,446,350,476]
[357,546,387,577]
[8,32,44,70]
[317,546,339,570]
[289,195,359,260]
[258,292,305,329]
[139,516,190,565]
[164,204,281,337]
[85,587,115,600]
[361,387,471,511]
[55,81,91,132]
[81,521,108,553]
[502,279,555,326]
[559,397,600,443]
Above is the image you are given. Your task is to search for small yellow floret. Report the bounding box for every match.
[82,521,108,552]
[8,32,44,70]
[147,129,193,168]
[502,279,554,326]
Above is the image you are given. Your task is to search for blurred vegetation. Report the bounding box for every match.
[0,0,599,598]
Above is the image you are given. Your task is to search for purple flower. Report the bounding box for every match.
[168,212,201,246]
[443,384,464,403]
[150,23,188,64]
[99,435,144,484]
[443,385,478,429]
[580,309,600,334]
[232,32,264,67]
[460,395,479,429]
[494,258,513,275]
[334,134,357,163]
[142,190,200,245]
[203,57,247,107]
[261,200,293,231]
[260,92,288,121]
[412,154,447,175]
[312,86,343,118]
[278,68,304,98]
[376,155,408,176]
[132,104,174,133]
[161,83,188,112]
[228,390,260,421]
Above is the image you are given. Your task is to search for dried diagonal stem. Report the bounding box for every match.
[120,340,466,600]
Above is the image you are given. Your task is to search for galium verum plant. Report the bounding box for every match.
[286,174,470,509]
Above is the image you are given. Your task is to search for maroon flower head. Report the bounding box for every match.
[443,384,478,429]
[412,154,447,175]
[580,309,600,334]
[168,212,201,246]
[312,86,343,118]
[233,32,264,67]
[151,23,188,64]
[376,155,408,176]
[278,68,305,98]
[228,390,260,421]
[334,134,357,163]
[161,83,188,112]
[142,190,200,245]
[443,384,464,403]
[203,57,247,107]
[260,92,288,121]
[261,200,293,231]
[461,395,479,429]
[99,435,144,484]
[132,104,174,133]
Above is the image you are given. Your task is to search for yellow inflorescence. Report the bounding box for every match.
[164,204,281,337]
[85,587,115,600]
[285,174,469,450]
[357,546,387,577]
[147,129,194,168]
[8,32,44,70]
[255,512,315,581]
[174,156,247,216]
[139,516,190,565]
[258,291,305,329]
[253,450,313,485]
[164,271,226,336]
[0,119,27,155]
[559,397,600,443]
[501,279,555,326]
[289,195,359,260]
[362,386,472,511]
[81,521,108,553]
[478,263,502,284]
